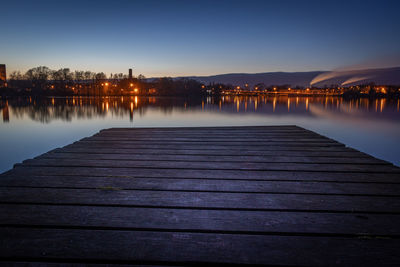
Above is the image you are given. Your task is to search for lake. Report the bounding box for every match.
[0,95,399,173]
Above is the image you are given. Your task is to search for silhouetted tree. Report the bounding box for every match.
[95,72,106,80]
[84,71,95,80]
[8,71,28,90]
[24,66,51,94]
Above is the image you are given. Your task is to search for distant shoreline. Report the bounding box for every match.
[0,92,398,99]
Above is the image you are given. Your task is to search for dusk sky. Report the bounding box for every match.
[2,0,400,77]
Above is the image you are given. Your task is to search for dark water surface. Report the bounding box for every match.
[0,95,399,172]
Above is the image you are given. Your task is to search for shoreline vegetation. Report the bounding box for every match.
[1,66,399,99]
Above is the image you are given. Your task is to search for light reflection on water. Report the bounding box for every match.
[0,95,399,172]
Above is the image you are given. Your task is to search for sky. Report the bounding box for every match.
[1,0,400,77]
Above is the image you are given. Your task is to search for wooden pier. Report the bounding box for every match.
[0,126,399,266]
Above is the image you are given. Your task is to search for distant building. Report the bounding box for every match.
[0,64,6,87]
[128,68,133,79]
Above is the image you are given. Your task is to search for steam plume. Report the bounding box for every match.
[341,76,373,86]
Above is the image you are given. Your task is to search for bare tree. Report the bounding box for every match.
[24,66,51,93]
[95,72,106,80]
[25,66,51,81]
[84,71,94,80]
[74,71,84,82]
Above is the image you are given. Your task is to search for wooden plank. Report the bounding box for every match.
[54,147,371,157]
[94,134,327,140]
[65,142,351,151]
[95,132,323,138]
[99,129,310,134]
[99,129,313,135]
[2,175,400,196]
[95,128,320,135]
[1,228,399,266]
[84,137,336,142]
[84,137,338,143]
[8,166,400,183]
[20,158,400,173]
[96,131,318,136]
[52,148,372,158]
[102,125,301,129]
[97,126,310,132]
[94,127,326,139]
[1,204,400,236]
[75,140,344,147]
[1,187,400,213]
[101,125,303,131]
[0,262,155,266]
[106,130,315,135]
[37,151,390,165]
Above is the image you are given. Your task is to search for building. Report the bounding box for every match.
[0,64,6,87]
[128,68,133,79]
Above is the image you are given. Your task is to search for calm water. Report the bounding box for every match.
[0,95,399,173]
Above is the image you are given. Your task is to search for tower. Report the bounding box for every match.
[128,68,133,79]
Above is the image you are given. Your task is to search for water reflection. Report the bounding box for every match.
[0,96,399,124]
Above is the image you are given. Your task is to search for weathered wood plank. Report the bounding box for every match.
[2,175,400,195]
[102,130,315,135]
[7,166,400,183]
[98,129,315,135]
[20,158,400,173]
[37,151,389,165]
[65,143,353,152]
[1,228,399,266]
[84,137,337,143]
[75,140,344,147]
[95,132,323,138]
[54,147,371,157]
[93,134,328,141]
[102,125,301,129]
[1,187,400,213]
[0,262,155,267]
[101,125,303,131]
[1,204,400,236]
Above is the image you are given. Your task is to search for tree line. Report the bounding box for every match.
[3,66,208,97]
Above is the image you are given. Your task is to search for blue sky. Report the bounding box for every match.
[1,0,399,77]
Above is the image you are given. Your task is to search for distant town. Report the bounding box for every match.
[0,65,399,98]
